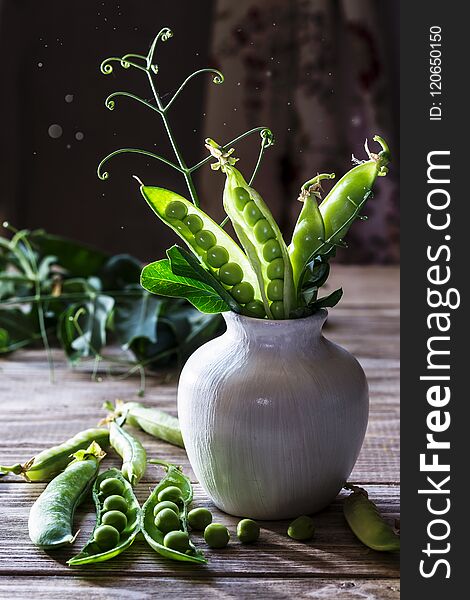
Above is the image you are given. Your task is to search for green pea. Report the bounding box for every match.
[207,245,230,268]
[157,486,184,504]
[102,495,128,514]
[154,507,181,534]
[93,524,120,550]
[165,201,188,220]
[243,201,263,226]
[219,262,243,286]
[184,214,203,234]
[188,507,213,531]
[99,477,125,497]
[270,301,284,319]
[153,501,180,518]
[231,282,255,304]
[204,523,230,549]
[244,300,266,318]
[163,530,190,553]
[101,510,127,533]
[267,279,284,301]
[266,258,284,280]
[287,515,315,541]
[253,219,274,243]
[195,230,217,250]
[237,519,260,544]
[263,239,282,262]
[233,186,251,211]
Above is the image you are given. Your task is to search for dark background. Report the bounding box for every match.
[0,0,399,263]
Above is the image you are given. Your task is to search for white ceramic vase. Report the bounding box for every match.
[177,309,369,520]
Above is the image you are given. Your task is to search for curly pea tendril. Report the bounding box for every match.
[97,26,274,208]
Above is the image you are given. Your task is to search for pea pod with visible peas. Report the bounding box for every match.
[104,400,184,449]
[288,173,335,291]
[343,485,400,552]
[0,427,109,482]
[141,459,206,564]
[28,442,105,549]
[108,420,147,486]
[68,468,141,565]
[318,136,390,255]
[206,139,295,319]
[140,185,263,316]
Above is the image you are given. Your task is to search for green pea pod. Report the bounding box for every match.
[206,140,295,319]
[288,173,335,290]
[109,420,147,486]
[28,442,105,549]
[0,428,109,482]
[68,468,141,565]
[343,485,400,552]
[105,400,184,449]
[140,186,262,313]
[141,460,207,564]
[318,136,390,253]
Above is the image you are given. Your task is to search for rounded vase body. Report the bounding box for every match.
[177,310,369,519]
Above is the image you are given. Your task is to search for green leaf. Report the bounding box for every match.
[100,254,142,290]
[114,286,161,349]
[0,309,39,353]
[31,232,109,277]
[57,295,115,362]
[141,260,230,314]
[167,245,241,312]
[312,288,343,309]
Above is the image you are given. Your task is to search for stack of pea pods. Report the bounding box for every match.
[1,399,399,564]
[139,135,391,320]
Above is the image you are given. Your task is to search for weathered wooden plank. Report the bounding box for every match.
[0,577,400,599]
[326,266,399,306]
[0,483,399,577]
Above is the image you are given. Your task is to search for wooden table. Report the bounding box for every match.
[0,266,400,599]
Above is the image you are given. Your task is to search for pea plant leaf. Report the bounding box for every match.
[114,286,161,349]
[0,309,40,354]
[166,245,241,312]
[141,259,230,314]
[310,288,343,309]
[57,293,115,363]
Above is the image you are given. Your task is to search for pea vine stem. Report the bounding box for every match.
[99,28,273,211]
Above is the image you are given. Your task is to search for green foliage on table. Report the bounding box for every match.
[0,225,223,393]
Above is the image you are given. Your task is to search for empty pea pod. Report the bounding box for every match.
[0,427,109,482]
[141,459,206,564]
[140,185,262,315]
[343,485,400,552]
[206,140,295,319]
[68,468,141,565]
[28,442,105,549]
[104,400,184,448]
[108,420,147,486]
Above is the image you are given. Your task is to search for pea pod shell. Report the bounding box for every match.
[343,487,400,552]
[28,442,104,549]
[68,468,141,565]
[109,421,147,486]
[0,428,109,482]
[319,137,390,251]
[140,186,261,302]
[141,461,206,564]
[113,401,184,449]
[222,166,295,318]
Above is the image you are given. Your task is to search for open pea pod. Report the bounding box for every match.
[140,186,262,316]
[68,468,141,565]
[141,460,207,564]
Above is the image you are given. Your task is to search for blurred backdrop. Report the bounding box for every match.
[0,0,399,263]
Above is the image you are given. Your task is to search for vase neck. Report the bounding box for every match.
[222,310,328,347]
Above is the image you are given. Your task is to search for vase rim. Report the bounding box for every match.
[223,308,328,327]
